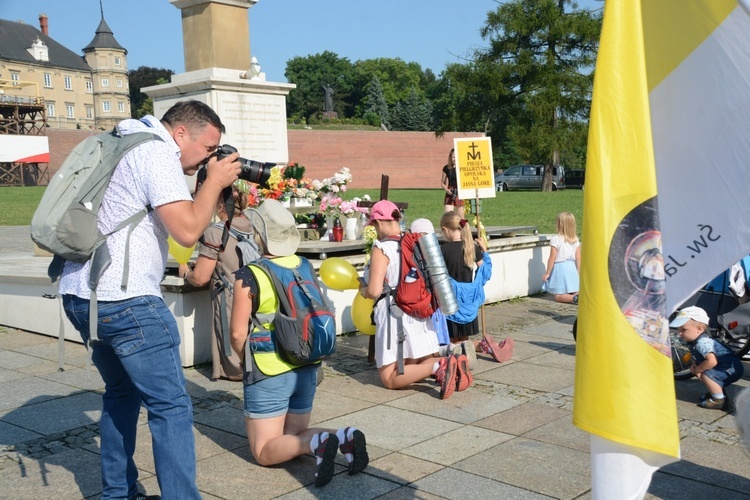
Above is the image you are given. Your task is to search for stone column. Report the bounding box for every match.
[170,0,258,72]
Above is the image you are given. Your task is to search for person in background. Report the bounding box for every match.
[359,201,472,400]
[179,183,253,381]
[441,149,465,218]
[61,100,241,499]
[670,306,744,410]
[230,199,368,487]
[439,210,513,364]
[542,211,581,304]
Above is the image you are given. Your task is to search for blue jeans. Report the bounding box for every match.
[63,294,201,500]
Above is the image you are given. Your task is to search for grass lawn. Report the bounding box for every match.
[0,186,584,236]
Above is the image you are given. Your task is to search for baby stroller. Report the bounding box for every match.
[671,257,750,379]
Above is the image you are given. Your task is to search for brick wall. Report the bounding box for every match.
[42,129,484,189]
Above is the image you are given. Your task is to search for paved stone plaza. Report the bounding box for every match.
[1,293,749,499]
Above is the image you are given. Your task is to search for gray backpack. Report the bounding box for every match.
[31,126,162,352]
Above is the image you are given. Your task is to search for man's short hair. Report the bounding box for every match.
[161,100,226,135]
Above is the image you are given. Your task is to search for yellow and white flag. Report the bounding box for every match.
[574,0,750,497]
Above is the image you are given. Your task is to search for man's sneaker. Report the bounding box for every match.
[699,396,727,410]
[338,427,369,475]
[452,341,477,369]
[434,355,457,400]
[313,432,339,487]
[455,353,473,391]
[131,495,160,500]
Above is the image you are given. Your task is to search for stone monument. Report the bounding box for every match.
[143,0,295,170]
[321,83,338,120]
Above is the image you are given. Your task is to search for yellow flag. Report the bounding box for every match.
[573,0,680,458]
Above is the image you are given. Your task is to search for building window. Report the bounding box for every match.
[10,72,20,85]
[118,101,125,113]
[43,73,52,87]
[66,104,74,118]
[116,79,123,88]
[101,78,109,87]
[47,103,55,116]
[64,76,72,90]
[86,106,94,119]
[103,101,111,112]
[86,80,93,93]
[114,56,121,66]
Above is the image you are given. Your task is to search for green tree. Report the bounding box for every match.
[285,51,356,121]
[390,87,434,131]
[351,58,429,116]
[478,0,601,189]
[364,76,390,129]
[128,66,174,118]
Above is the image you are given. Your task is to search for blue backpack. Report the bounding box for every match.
[251,257,336,366]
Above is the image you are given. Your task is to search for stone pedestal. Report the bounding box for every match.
[322,111,339,120]
[142,67,295,166]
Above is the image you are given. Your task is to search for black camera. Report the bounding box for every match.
[212,144,275,188]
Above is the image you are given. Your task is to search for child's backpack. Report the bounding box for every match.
[384,233,436,319]
[250,257,336,366]
[30,126,162,351]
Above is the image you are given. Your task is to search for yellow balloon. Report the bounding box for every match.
[319,257,360,290]
[167,236,195,265]
[351,293,376,335]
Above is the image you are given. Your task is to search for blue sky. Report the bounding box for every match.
[1,0,603,83]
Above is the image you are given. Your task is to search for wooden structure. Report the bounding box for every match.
[0,83,50,186]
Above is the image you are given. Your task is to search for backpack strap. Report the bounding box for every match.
[86,207,152,344]
[382,282,406,375]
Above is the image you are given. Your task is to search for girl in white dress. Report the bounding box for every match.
[359,201,469,399]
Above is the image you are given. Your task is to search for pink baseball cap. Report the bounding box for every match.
[367,200,399,225]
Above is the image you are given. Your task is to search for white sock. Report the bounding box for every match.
[712,393,725,400]
[336,427,356,463]
[310,431,329,465]
[432,361,440,375]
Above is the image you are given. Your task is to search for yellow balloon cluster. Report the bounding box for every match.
[319,257,375,335]
[319,257,360,290]
[167,236,196,265]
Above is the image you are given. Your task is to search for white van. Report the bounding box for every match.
[495,164,566,191]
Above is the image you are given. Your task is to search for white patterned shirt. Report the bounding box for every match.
[59,116,192,300]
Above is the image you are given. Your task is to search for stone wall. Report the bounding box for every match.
[42,128,484,189]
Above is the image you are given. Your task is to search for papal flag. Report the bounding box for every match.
[574,0,750,498]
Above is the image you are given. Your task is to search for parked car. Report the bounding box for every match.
[495,164,566,191]
[566,169,585,189]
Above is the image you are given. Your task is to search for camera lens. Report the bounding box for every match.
[238,159,273,188]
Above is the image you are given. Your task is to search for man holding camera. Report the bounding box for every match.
[60,100,241,499]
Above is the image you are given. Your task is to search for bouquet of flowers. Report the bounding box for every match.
[361,225,378,254]
[311,167,353,194]
[339,195,370,218]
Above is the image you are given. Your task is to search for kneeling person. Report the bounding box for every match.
[230,199,368,487]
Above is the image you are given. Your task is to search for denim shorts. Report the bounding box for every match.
[702,362,742,388]
[243,366,317,419]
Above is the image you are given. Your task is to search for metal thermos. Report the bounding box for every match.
[417,233,458,316]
